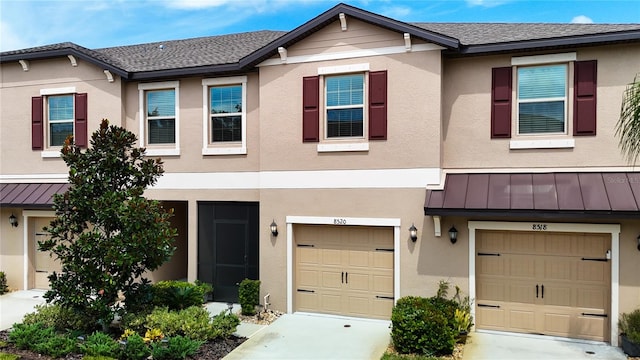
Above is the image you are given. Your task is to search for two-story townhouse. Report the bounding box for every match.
[1,2,639,347]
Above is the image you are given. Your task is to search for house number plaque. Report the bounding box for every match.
[532,223,548,231]
[334,218,347,225]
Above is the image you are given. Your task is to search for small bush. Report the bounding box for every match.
[8,323,56,350]
[33,334,77,358]
[118,333,151,360]
[144,306,213,341]
[0,353,20,360]
[22,304,85,332]
[83,356,117,360]
[620,308,640,343]
[153,280,212,311]
[123,280,155,315]
[151,335,203,360]
[0,272,8,295]
[391,296,456,356]
[238,279,260,316]
[80,331,120,357]
[211,311,240,339]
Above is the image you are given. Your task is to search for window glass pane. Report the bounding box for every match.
[327,108,363,138]
[147,90,175,117]
[50,122,73,146]
[49,95,73,121]
[326,75,364,106]
[518,65,566,99]
[148,119,175,144]
[211,85,242,114]
[211,116,242,142]
[519,101,565,134]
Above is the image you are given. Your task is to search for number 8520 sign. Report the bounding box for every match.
[532,223,548,231]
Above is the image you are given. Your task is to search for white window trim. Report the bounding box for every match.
[316,64,370,152]
[138,81,180,156]
[39,88,77,154]
[201,76,247,155]
[511,52,576,66]
[509,139,575,149]
[40,87,76,96]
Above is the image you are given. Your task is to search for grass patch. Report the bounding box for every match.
[0,353,20,360]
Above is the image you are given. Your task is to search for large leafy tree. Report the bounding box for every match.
[40,119,177,331]
[616,75,640,164]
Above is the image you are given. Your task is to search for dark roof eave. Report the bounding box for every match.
[240,3,459,68]
[1,48,128,78]
[459,29,640,55]
[424,208,640,220]
[127,63,248,80]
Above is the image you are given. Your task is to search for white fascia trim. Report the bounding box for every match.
[317,142,369,152]
[318,63,369,75]
[511,52,577,66]
[0,174,68,183]
[149,168,440,190]
[144,148,181,157]
[467,220,620,346]
[40,87,76,95]
[201,76,248,156]
[138,81,180,151]
[41,151,63,158]
[285,216,401,314]
[259,43,443,67]
[509,138,575,149]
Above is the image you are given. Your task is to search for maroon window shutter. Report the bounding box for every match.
[491,67,512,138]
[75,93,88,147]
[573,60,597,136]
[32,96,44,150]
[369,70,388,140]
[302,76,319,142]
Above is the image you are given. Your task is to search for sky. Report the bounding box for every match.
[1,0,639,52]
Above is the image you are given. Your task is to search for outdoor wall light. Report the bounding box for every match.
[9,214,18,228]
[637,235,640,251]
[270,220,278,237]
[409,223,418,242]
[449,226,458,244]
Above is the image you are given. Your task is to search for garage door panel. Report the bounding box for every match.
[476,230,610,342]
[298,247,319,264]
[296,291,318,311]
[321,293,342,312]
[322,249,342,266]
[297,269,319,287]
[373,297,394,318]
[347,250,370,267]
[321,271,342,289]
[373,274,393,293]
[346,272,370,291]
[373,251,393,269]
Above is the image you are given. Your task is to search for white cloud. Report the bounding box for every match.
[0,20,31,51]
[380,5,412,19]
[466,0,509,8]
[571,15,594,24]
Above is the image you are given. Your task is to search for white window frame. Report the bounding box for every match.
[39,87,76,158]
[201,76,247,155]
[138,81,180,156]
[509,53,576,150]
[317,63,370,153]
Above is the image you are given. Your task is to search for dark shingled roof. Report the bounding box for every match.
[95,30,286,72]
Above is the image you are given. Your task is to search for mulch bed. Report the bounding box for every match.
[0,329,245,360]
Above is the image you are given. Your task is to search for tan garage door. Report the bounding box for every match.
[294,225,394,320]
[476,230,610,342]
[31,217,61,290]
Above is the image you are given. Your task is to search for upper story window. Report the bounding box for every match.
[32,87,88,157]
[202,76,247,155]
[517,64,567,135]
[48,95,75,146]
[303,63,387,152]
[491,52,597,149]
[326,74,364,138]
[138,81,180,156]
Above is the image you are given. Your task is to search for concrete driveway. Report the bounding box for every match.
[223,313,391,360]
[0,290,47,330]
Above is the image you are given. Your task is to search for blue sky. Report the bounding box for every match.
[1,0,639,52]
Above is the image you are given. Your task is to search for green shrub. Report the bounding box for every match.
[391,296,456,356]
[211,311,240,339]
[22,304,85,332]
[151,335,203,360]
[83,356,117,360]
[33,334,77,358]
[0,353,20,360]
[80,331,120,357]
[238,279,260,315]
[118,333,151,360]
[153,280,212,310]
[144,306,212,341]
[0,272,8,295]
[8,323,56,350]
[620,308,640,343]
[123,280,155,315]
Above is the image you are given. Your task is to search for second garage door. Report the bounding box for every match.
[475,230,611,342]
[294,224,394,320]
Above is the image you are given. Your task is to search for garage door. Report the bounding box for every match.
[475,230,610,342]
[294,225,394,320]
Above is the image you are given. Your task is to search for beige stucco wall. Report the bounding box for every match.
[0,57,123,175]
[441,44,640,169]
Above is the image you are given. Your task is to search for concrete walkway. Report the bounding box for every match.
[462,330,627,360]
[0,289,47,330]
[223,313,391,360]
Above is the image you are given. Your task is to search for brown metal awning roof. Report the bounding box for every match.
[0,183,69,208]
[424,172,640,219]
